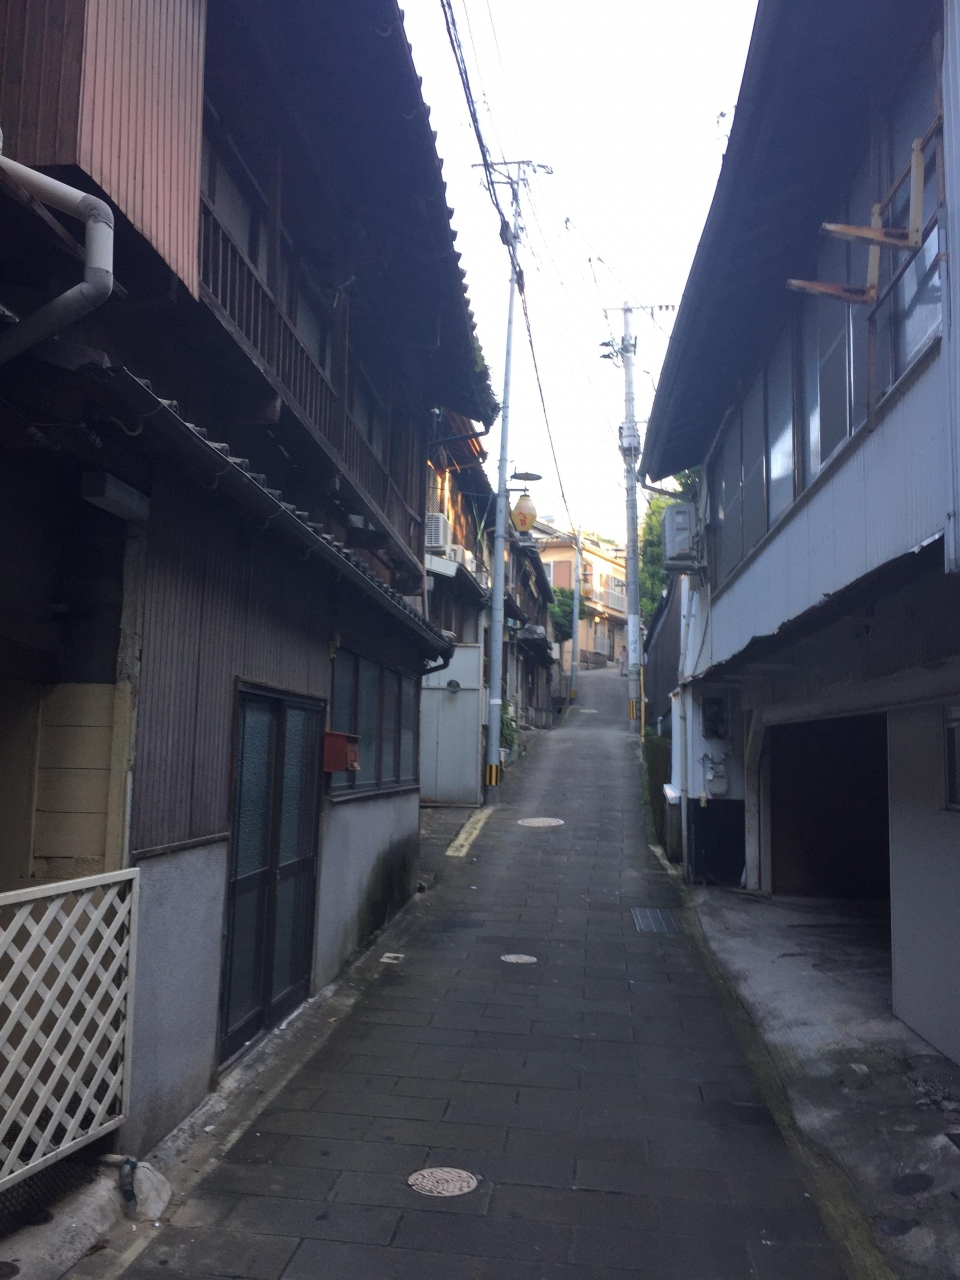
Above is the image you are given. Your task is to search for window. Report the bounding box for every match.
[350,365,387,461]
[542,561,553,586]
[947,706,960,809]
[766,328,794,524]
[331,648,419,792]
[741,374,766,553]
[202,129,267,276]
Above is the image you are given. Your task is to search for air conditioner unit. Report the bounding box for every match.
[448,544,466,566]
[425,512,452,554]
[662,502,701,571]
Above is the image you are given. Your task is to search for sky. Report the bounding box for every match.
[400,0,759,541]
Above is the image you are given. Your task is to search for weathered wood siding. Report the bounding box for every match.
[0,0,205,294]
[131,464,334,854]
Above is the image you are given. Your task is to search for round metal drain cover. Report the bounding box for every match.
[408,1167,478,1197]
[501,953,538,964]
[517,817,564,827]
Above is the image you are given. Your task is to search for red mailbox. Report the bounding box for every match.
[323,731,360,773]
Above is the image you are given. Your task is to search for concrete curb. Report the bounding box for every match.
[647,843,898,1280]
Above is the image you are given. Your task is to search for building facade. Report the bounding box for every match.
[536,524,628,671]
[644,0,960,1066]
[0,0,496,1182]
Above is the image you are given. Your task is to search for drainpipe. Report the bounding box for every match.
[0,136,114,365]
[677,574,693,879]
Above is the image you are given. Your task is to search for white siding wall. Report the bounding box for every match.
[888,706,960,1065]
[703,357,947,672]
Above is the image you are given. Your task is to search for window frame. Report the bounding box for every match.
[330,648,419,797]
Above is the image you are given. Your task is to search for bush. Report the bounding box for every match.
[644,731,672,847]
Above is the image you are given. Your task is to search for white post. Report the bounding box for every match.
[485,187,520,800]
[570,534,581,700]
[619,304,642,730]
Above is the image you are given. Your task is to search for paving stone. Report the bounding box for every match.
[281,1240,481,1279]
[139,1227,299,1278]
[394,1208,571,1262]
[223,1194,399,1243]
[426,1148,575,1189]
[278,1136,428,1174]
[203,1162,338,1201]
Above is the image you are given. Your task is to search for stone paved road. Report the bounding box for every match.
[123,668,847,1279]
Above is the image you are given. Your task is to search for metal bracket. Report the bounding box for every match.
[787,204,883,306]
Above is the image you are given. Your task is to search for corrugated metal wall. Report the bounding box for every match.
[78,0,205,295]
[0,0,205,295]
[131,464,334,854]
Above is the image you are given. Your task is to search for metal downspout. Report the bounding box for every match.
[0,139,114,365]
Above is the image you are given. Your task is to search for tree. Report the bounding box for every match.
[548,586,588,645]
[638,469,698,625]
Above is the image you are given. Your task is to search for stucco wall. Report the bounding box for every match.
[315,790,420,988]
[888,706,960,1065]
[123,841,227,1154]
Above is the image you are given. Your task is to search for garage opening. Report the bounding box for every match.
[769,714,889,900]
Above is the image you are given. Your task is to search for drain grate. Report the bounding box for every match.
[631,906,683,936]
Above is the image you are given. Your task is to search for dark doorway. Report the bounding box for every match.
[769,714,889,899]
[220,689,324,1062]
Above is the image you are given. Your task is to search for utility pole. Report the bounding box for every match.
[618,303,642,733]
[484,169,523,801]
[570,532,581,701]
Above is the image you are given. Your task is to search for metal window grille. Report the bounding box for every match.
[0,869,139,1191]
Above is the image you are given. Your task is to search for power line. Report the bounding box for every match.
[439,0,575,531]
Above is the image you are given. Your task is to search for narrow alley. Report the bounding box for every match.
[110,670,845,1280]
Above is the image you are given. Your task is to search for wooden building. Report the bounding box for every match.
[0,0,496,1177]
[419,412,555,804]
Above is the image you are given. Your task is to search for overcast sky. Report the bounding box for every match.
[401,0,759,540]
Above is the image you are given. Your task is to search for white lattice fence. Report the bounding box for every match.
[0,869,139,1190]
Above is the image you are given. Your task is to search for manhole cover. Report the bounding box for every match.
[408,1167,478,1197]
[578,708,598,714]
[517,818,564,828]
[501,953,538,964]
[631,906,683,935]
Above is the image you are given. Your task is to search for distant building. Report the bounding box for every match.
[535,523,627,671]
[420,418,555,804]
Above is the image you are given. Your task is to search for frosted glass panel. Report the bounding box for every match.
[766,331,794,524]
[381,672,400,783]
[277,708,320,864]
[400,677,418,780]
[741,375,766,553]
[234,699,275,878]
[357,658,380,785]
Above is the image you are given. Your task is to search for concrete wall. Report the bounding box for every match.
[705,356,947,671]
[124,841,228,1154]
[888,706,960,1065]
[315,790,420,989]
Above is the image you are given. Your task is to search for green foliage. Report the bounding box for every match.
[638,469,699,625]
[500,702,517,749]
[644,730,673,847]
[547,586,588,645]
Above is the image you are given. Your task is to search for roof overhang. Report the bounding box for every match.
[642,0,940,481]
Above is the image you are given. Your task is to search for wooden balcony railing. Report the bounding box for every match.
[200,203,421,558]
